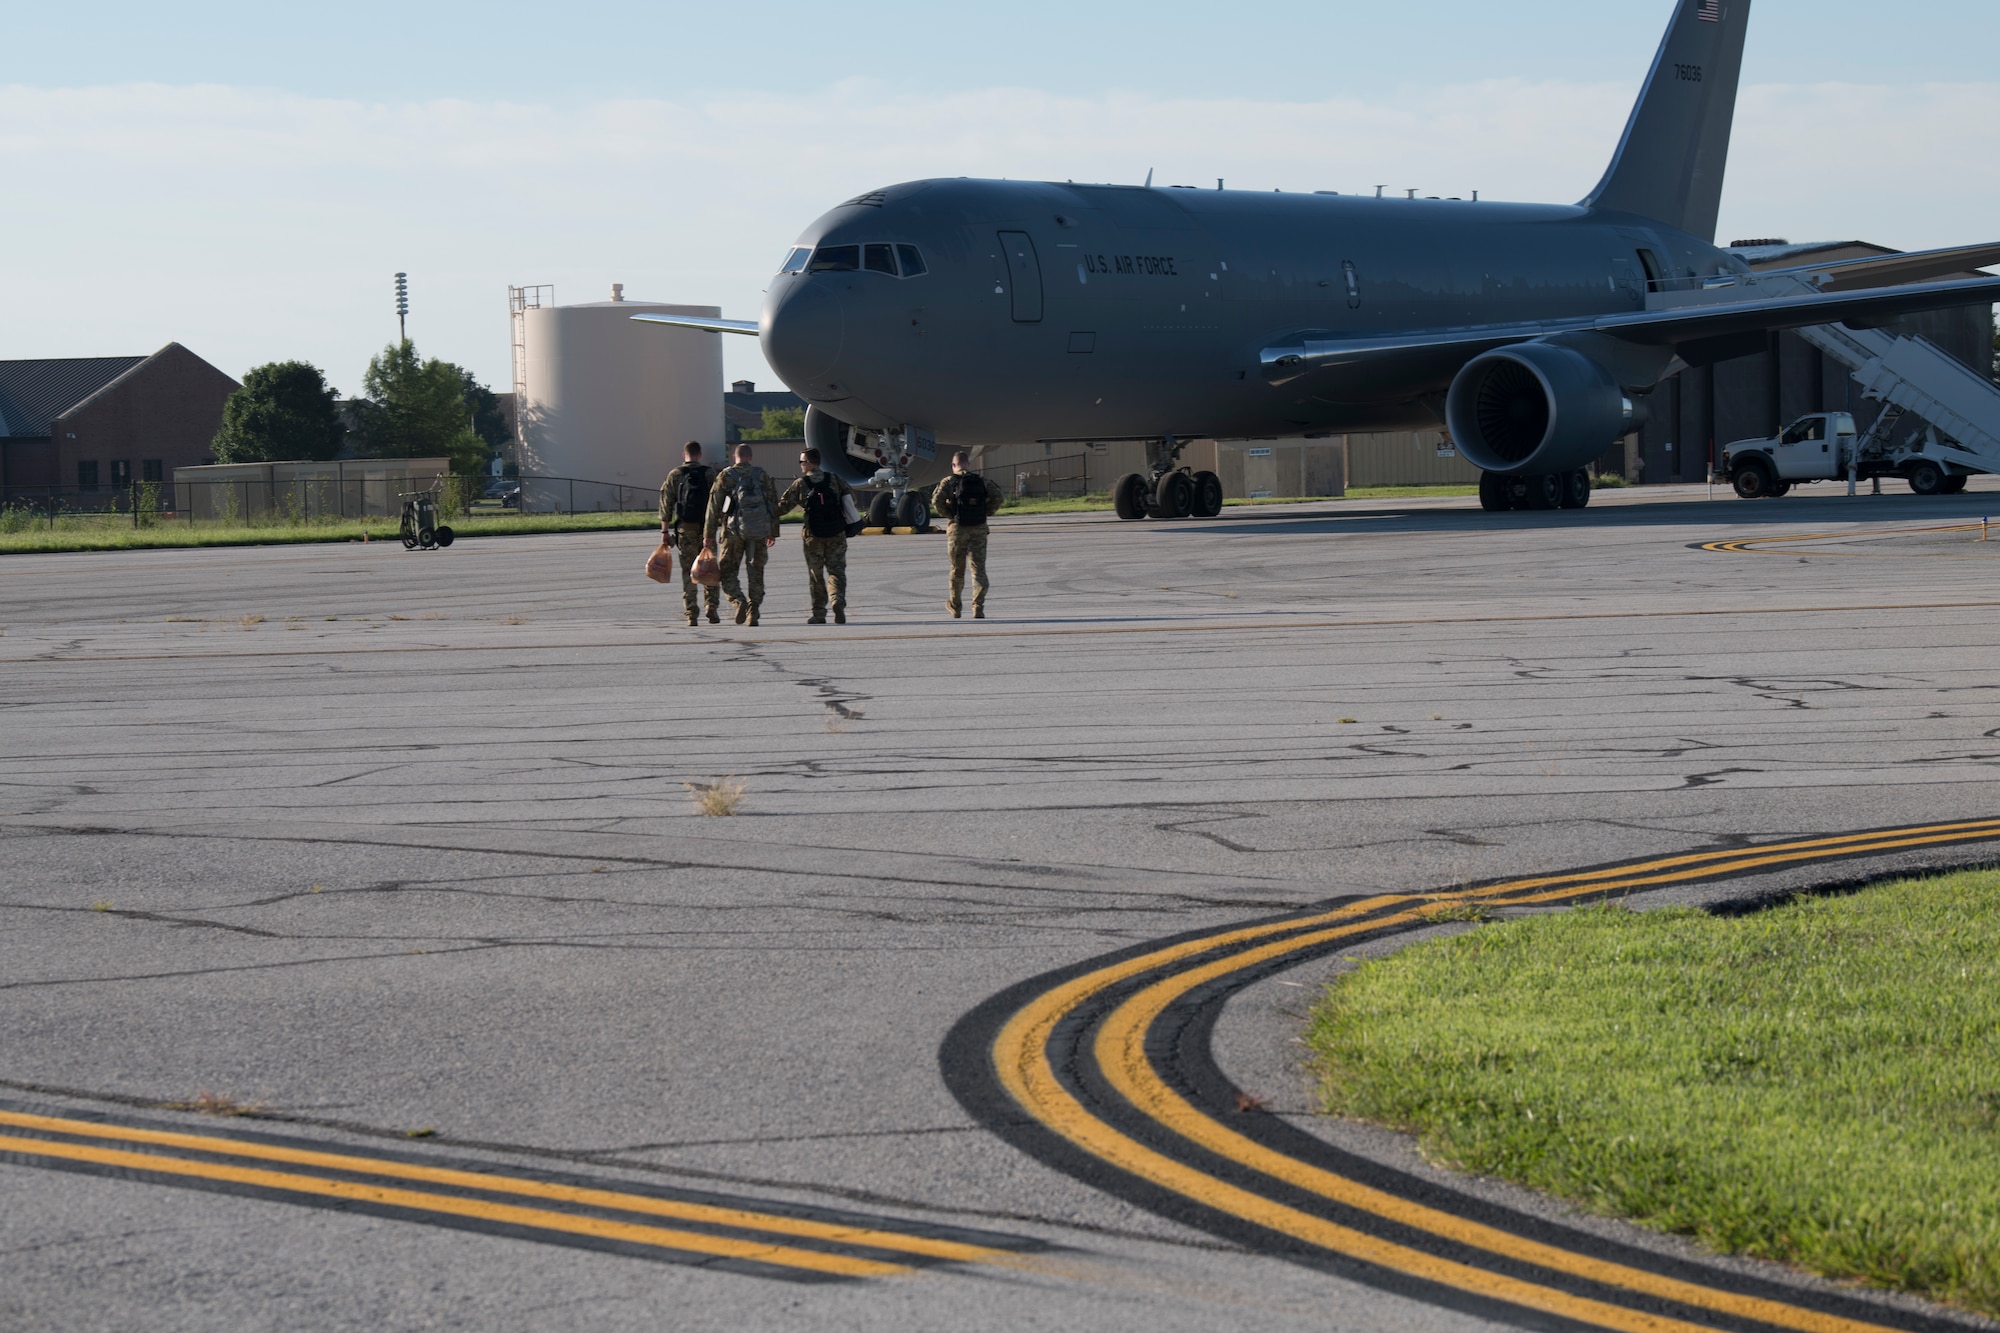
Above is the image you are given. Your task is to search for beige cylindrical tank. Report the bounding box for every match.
[519,289,724,488]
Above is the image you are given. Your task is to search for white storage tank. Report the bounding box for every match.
[518,286,724,489]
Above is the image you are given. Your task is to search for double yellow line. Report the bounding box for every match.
[0,1107,1008,1280]
[992,819,2000,1332]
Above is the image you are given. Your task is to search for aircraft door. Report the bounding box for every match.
[997,231,1043,322]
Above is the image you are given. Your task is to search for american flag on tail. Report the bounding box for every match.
[1696,0,1722,21]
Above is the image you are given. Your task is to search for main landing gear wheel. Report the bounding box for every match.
[1906,460,1946,495]
[867,491,894,527]
[1519,473,1563,510]
[895,491,931,530]
[1559,469,1591,509]
[1191,470,1224,517]
[1478,472,1513,512]
[1113,472,1149,521]
[1731,461,1778,499]
[1155,470,1195,519]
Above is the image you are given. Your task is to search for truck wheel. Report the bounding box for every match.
[1907,461,1946,495]
[1941,474,1969,494]
[1731,461,1776,499]
[1112,473,1149,521]
[1478,472,1513,512]
[1559,469,1591,509]
[1769,481,1791,497]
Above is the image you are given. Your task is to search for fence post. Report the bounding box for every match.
[569,479,575,514]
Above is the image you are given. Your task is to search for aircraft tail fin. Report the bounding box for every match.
[1580,0,1752,242]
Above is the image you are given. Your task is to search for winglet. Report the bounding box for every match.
[1580,0,1752,242]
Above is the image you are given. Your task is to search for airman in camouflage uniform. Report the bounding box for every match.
[702,444,782,626]
[932,449,1000,618]
[775,447,856,624]
[659,440,720,627]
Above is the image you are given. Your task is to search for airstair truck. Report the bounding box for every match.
[1717,323,2000,499]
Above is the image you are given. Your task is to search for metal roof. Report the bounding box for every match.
[0,355,149,438]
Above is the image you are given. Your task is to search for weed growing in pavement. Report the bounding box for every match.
[500,613,529,625]
[685,777,746,816]
[1417,899,1495,924]
[237,614,264,629]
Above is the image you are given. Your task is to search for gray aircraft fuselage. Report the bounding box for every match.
[759,178,1733,449]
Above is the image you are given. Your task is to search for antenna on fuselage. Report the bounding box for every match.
[1143,168,1153,187]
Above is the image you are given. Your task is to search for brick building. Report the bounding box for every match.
[0,343,239,500]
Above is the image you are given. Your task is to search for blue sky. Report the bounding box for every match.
[7,1,1996,396]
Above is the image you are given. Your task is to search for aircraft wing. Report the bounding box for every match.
[1748,241,2000,293]
[630,313,760,335]
[1262,275,2000,384]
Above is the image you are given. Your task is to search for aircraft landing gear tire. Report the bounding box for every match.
[1155,470,1195,519]
[895,492,931,530]
[1558,469,1591,509]
[1191,470,1224,517]
[1113,472,1149,521]
[867,491,894,527]
[1478,472,1513,512]
[1906,460,1946,495]
[1731,461,1778,499]
[1519,473,1562,510]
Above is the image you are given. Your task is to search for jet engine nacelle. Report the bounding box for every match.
[1444,342,1642,476]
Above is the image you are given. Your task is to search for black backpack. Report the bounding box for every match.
[953,474,988,525]
[803,475,845,537]
[674,464,712,525]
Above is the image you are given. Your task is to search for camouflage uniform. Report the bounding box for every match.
[702,462,782,623]
[659,462,720,624]
[777,469,855,623]
[932,472,999,617]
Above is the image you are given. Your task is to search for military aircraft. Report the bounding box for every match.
[638,0,2000,526]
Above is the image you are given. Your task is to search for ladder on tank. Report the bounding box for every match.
[1793,319,2000,477]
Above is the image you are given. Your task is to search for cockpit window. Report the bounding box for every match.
[807,245,860,272]
[864,243,897,275]
[778,247,810,274]
[896,244,927,277]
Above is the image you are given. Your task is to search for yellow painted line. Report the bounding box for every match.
[994,821,2000,1331]
[1095,939,1906,1333]
[0,1108,997,1266]
[0,1132,904,1277]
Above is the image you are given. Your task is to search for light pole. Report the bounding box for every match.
[394,272,409,343]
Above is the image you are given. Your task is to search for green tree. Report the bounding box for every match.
[743,405,805,440]
[210,361,345,463]
[458,368,510,459]
[353,340,485,475]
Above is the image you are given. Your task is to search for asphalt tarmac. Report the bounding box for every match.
[3,483,1998,1332]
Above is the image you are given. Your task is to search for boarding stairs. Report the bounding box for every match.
[1663,269,2000,477]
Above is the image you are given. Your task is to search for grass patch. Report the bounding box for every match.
[1342,484,1481,499]
[1305,871,2000,1315]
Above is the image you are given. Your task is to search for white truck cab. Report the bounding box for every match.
[1717,411,1981,499]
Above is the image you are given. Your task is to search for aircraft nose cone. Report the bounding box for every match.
[763,281,845,387]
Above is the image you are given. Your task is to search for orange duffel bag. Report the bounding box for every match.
[644,542,674,584]
[690,547,722,587]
